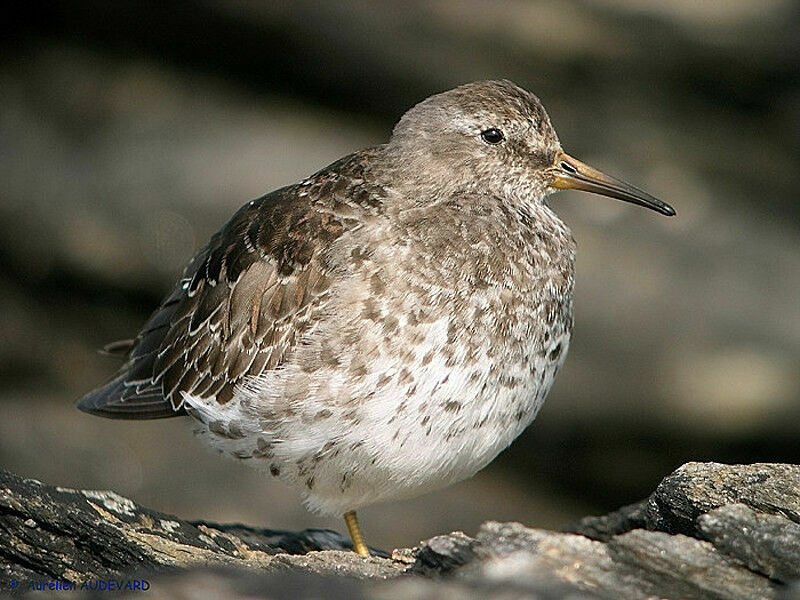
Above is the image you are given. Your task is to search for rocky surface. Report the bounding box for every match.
[2,462,798,599]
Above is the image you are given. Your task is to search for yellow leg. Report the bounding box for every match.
[343,511,369,556]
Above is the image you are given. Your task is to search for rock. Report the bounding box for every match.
[2,462,799,599]
[464,523,625,599]
[566,499,648,542]
[698,504,800,584]
[645,462,800,536]
[0,468,402,585]
[607,530,776,600]
[410,532,477,575]
[456,522,776,600]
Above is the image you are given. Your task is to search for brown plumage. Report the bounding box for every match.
[79,150,390,418]
[78,80,673,555]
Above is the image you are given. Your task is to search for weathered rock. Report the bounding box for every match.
[458,522,778,600]
[698,503,800,584]
[607,529,777,600]
[463,522,633,599]
[645,462,800,537]
[410,531,478,576]
[0,468,401,585]
[2,463,799,599]
[566,499,648,542]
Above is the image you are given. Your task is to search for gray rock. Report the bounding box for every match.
[460,522,778,600]
[0,468,402,584]
[646,462,800,536]
[608,529,777,600]
[566,500,648,541]
[698,503,800,583]
[465,523,635,599]
[2,462,799,599]
[411,532,478,576]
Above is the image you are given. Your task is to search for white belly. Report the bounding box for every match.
[183,313,570,516]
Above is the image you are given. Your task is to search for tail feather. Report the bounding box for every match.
[79,282,189,420]
[99,339,135,357]
[77,375,186,420]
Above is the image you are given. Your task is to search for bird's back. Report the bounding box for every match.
[78,148,388,419]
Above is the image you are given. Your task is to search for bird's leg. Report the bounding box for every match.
[343,510,369,556]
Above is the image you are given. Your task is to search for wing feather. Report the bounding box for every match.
[78,150,381,420]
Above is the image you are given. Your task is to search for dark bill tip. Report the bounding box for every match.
[550,152,675,217]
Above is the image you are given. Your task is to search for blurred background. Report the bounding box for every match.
[1,1,798,551]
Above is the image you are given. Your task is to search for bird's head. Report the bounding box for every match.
[388,79,674,217]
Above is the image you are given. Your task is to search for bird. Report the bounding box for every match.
[78,80,675,556]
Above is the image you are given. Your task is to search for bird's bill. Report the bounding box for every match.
[549,151,675,216]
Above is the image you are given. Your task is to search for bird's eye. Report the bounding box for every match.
[480,128,505,145]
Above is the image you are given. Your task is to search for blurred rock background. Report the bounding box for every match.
[1,1,798,551]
